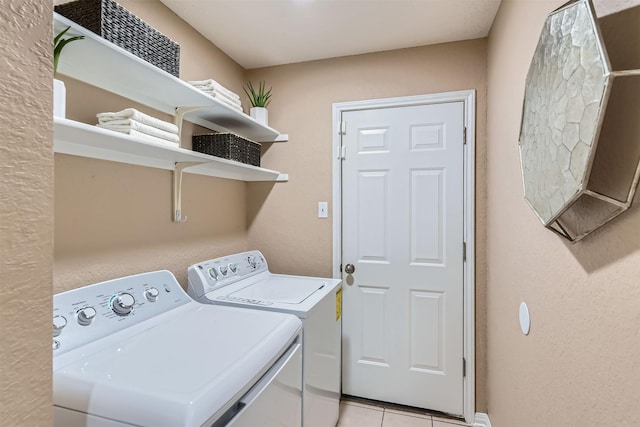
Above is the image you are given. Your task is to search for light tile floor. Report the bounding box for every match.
[337,399,472,427]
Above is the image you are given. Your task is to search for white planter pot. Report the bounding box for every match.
[250,107,268,126]
[53,79,66,118]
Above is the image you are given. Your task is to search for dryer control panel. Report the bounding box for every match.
[187,250,269,298]
[53,270,190,354]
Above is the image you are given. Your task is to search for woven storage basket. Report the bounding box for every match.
[55,0,180,77]
[192,133,261,167]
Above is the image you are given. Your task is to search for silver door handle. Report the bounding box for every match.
[344,264,355,274]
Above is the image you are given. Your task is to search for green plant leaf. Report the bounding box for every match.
[53,26,84,77]
[244,80,273,107]
[54,26,71,47]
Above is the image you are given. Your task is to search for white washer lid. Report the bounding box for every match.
[230,276,328,304]
[53,304,301,427]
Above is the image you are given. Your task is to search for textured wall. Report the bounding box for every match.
[20,0,640,424]
[53,0,250,291]
[486,1,640,426]
[0,0,53,424]
[246,40,489,411]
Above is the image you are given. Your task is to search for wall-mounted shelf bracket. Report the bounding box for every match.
[175,106,208,141]
[173,161,205,223]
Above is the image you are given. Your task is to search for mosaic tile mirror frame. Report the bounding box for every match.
[519,0,640,242]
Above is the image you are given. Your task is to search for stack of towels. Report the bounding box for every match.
[188,79,243,112]
[96,108,181,147]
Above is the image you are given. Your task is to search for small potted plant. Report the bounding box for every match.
[243,80,272,125]
[53,26,84,117]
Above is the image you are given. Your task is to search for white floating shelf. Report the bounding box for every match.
[54,118,288,182]
[53,13,287,143]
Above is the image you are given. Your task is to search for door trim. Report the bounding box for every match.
[332,90,476,424]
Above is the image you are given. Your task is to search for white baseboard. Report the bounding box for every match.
[474,412,492,427]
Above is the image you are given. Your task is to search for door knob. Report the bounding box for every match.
[344,264,355,274]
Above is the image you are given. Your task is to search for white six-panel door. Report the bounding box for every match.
[340,101,465,416]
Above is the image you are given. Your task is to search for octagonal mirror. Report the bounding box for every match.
[519,0,640,242]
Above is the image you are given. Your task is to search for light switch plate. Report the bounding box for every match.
[318,202,328,218]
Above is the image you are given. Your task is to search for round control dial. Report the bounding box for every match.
[111,292,135,316]
[208,267,219,281]
[145,287,159,302]
[228,263,238,274]
[53,315,67,337]
[76,307,97,326]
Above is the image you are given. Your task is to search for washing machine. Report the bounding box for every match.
[53,270,303,427]
[188,250,342,427]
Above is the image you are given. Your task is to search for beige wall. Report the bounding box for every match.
[247,41,489,411]
[0,0,53,424]
[54,0,250,291]
[486,1,640,426]
[14,0,638,424]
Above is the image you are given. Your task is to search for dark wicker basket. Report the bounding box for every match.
[55,0,180,77]
[192,133,261,167]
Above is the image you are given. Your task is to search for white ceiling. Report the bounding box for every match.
[159,0,502,69]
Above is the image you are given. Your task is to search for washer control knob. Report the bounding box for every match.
[53,315,67,337]
[247,256,257,269]
[228,263,238,274]
[76,307,97,326]
[145,287,160,302]
[208,267,219,281]
[111,293,135,316]
[218,265,228,277]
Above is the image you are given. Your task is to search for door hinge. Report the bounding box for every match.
[337,145,346,160]
[463,357,467,377]
[463,127,467,145]
[463,242,467,262]
[339,120,347,135]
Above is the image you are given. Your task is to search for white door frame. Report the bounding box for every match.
[332,90,476,424]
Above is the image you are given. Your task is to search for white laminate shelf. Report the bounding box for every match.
[54,118,288,182]
[53,13,287,143]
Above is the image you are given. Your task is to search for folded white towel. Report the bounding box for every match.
[195,86,243,107]
[97,119,180,144]
[195,90,243,112]
[213,96,243,112]
[99,127,180,148]
[188,79,241,100]
[190,84,240,101]
[211,89,242,107]
[196,88,243,111]
[129,130,179,147]
[96,108,179,135]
